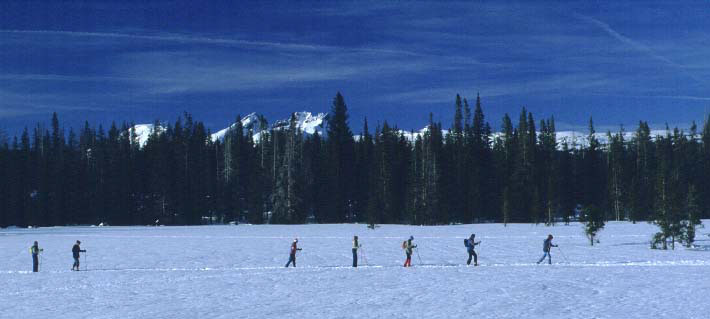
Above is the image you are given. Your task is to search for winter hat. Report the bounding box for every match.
[548,234,553,239]
[470,234,475,239]
[409,236,414,240]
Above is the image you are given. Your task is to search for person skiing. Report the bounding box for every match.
[403,236,417,267]
[30,241,43,272]
[537,234,557,264]
[285,238,302,268]
[352,236,361,267]
[71,240,86,271]
[465,234,481,266]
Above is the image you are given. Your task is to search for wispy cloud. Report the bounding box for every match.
[0,73,129,82]
[0,88,117,118]
[587,93,710,101]
[381,73,616,104]
[576,15,678,67]
[0,29,421,57]
[576,14,710,87]
[111,50,442,95]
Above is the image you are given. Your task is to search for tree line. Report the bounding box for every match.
[0,92,707,247]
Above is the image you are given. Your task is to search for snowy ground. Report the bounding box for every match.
[2,221,710,319]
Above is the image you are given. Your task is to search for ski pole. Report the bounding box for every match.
[415,247,423,265]
[557,246,569,263]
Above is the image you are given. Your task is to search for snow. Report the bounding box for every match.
[210,112,261,142]
[130,124,163,148]
[132,110,679,150]
[553,130,671,148]
[210,111,326,143]
[271,111,326,135]
[2,221,710,318]
[392,128,672,149]
[356,126,675,150]
[130,111,327,147]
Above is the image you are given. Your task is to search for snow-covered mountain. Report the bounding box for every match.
[376,128,673,149]
[131,111,676,149]
[271,111,327,135]
[210,111,327,143]
[129,112,327,147]
[130,124,164,147]
[210,112,262,142]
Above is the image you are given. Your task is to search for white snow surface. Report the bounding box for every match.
[130,124,163,148]
[3,221,710,319]
[210,112,261,142]
[132,110,680,150]
[210,111,326,143]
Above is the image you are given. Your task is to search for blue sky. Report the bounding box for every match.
[2,1,710,138]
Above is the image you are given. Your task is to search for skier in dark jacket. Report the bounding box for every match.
[465,234,481,266]
[403,236,417,267]
[72,240,86,271]
[352,236,361,267]
[537,234,557,264]
[30,241,43,272]
[285,238,302,267]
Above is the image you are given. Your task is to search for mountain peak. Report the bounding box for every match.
[211,111,327,142]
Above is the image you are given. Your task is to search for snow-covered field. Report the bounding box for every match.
[2,222,710,319]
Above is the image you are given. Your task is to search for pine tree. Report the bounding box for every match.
[652,129,683,250]
[271,114,305,224]
[607,127,627,221]
[325,92,355,222]
[630,121,655,222]
[499,113,516,225]
[681,185,702,247]
[701,115,710,219]
[581,205,605,245]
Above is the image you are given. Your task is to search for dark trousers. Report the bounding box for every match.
[352,249,358,267]
[73,257,80,270]
[285,254,296,267]
[33,255,39,272]
[404,252,412,267]
[537,251,551,264]
[467,250,478,265]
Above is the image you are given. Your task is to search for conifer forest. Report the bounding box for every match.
[1,92,707,244]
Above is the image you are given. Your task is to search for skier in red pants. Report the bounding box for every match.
[403,236,417,267]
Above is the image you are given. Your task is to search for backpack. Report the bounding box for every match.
[464,239,469,248]
[402,240,407,249]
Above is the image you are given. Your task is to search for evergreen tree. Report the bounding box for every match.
[325,92,355,222]
[682,185,702,247]
[271,114,305,224]
[607,127,628,221]
[581,205,605,245]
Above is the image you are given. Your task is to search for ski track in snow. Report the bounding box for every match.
[2,222,710,319]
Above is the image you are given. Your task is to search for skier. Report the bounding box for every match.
[352,236,361,267]
[465,234,481,266]
[285,238,302,268]
[537,234,557,264]
[30,241,43,272]
[403,236,417,267]
[71,240,86,271]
